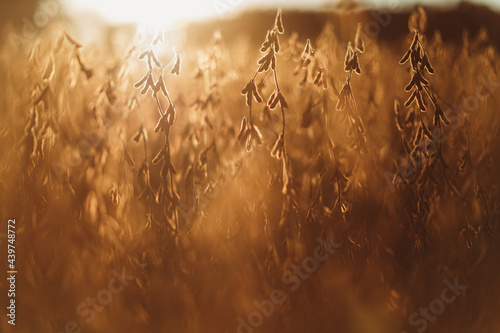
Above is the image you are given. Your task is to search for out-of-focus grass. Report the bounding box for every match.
[0,5,499,333]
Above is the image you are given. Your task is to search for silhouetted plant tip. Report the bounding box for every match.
[133,35,182,230]
[335,23,367,152]
[240,8,288,156]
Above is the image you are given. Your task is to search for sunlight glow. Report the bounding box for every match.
[65,0,216,28]
[63,0,500,31]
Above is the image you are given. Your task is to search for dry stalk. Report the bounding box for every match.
[133,32,182,231]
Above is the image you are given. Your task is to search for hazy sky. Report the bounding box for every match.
[64,0,500,27]
[242,0,500,11]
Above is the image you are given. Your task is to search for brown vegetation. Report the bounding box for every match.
[0,5,499,333]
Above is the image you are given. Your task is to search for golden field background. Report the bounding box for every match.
[0,3,499,333]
